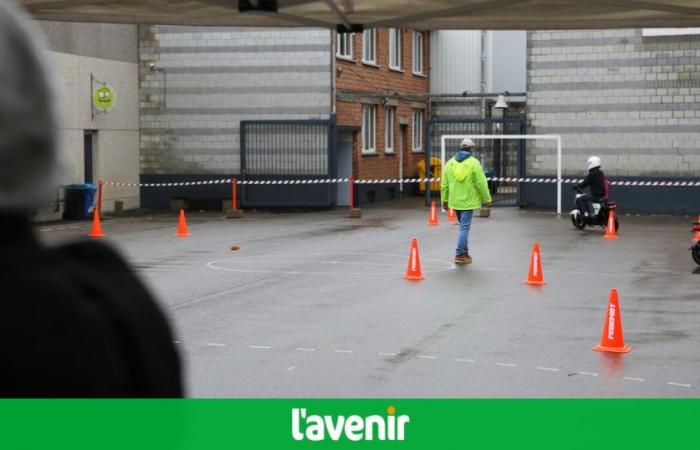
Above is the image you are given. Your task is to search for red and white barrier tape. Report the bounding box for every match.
[103,177,700,188]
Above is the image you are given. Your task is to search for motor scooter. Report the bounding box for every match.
[571,187,619,231]
[691,221,700,265]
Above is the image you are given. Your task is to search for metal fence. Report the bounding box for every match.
[425,116,526,206]
[240,119,336,208]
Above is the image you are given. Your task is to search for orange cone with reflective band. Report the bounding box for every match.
[88,209,105,238]
[175,209,191,237]
[594,289,631,353]
[604,208,618,239]
[523,241,546,285]
[447,208,457,221]
[403,238,425,280]
[428,200,439,226]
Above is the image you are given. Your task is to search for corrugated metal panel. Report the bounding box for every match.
[430,30,526,95]
[430,30,483,94]
[491,31,527,94]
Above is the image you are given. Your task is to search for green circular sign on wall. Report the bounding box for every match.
[92,85,116,111]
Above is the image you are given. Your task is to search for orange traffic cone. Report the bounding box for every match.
[594,289,631,353]
[604,208,618,239]
[403,238,426,280]
[88,209,105,238]
[175,209,191,237]
[428,200,439,226]
[447,208,457,221]
[523,241,546,285]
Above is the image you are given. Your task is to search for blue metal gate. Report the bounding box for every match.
[240,119,336,208]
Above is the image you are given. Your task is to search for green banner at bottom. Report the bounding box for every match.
[0,399,698,449]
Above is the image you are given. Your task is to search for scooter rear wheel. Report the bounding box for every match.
[692,244,700,265]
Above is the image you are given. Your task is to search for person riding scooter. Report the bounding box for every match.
[574,156,607,220]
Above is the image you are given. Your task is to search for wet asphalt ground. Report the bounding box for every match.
[39,199,700,397]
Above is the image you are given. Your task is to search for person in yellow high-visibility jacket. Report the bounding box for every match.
[440,139,492,264]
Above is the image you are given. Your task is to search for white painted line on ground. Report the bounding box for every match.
[194,340,688,390]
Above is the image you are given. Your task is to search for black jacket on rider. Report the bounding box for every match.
[576,167,607,200]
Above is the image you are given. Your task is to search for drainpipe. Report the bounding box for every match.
[480,30,487,141]
[331,30,336,114]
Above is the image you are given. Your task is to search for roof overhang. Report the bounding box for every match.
[17,0,700,30]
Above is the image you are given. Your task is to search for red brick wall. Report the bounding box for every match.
[335,28,429,181]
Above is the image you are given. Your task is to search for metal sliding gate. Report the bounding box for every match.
[425,116,526,206]
[240,119,336,208]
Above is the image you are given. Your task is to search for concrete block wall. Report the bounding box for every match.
[430,100,482,118]
[527,29,700,179]
[138,26,332,177]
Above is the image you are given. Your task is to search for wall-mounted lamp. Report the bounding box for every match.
[494,94,509,109]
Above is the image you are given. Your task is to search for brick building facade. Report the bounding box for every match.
[334,28,429,203]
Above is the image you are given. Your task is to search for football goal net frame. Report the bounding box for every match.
[440,134,563,214]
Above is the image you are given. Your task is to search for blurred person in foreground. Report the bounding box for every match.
[440,139,492,265]
[0,0,182,397]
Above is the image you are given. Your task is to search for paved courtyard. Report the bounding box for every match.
[40,199,700,397]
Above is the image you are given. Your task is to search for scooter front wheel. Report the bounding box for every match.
[571,213,586,230]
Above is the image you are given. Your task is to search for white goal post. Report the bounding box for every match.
[440,134,563,214]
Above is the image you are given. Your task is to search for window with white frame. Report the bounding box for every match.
[362,105,377,153]
[362,29,376,64]
[412,31,423,75]
[389,28,402,70]
[385,106,395,153]
[412,109,423,152]
[336,32,353,59]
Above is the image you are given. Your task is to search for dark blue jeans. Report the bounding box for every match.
[455,210,474,256]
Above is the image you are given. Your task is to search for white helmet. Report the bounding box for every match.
[0,1,60,212]
[460,138,475,148]
[587,156,601,171]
